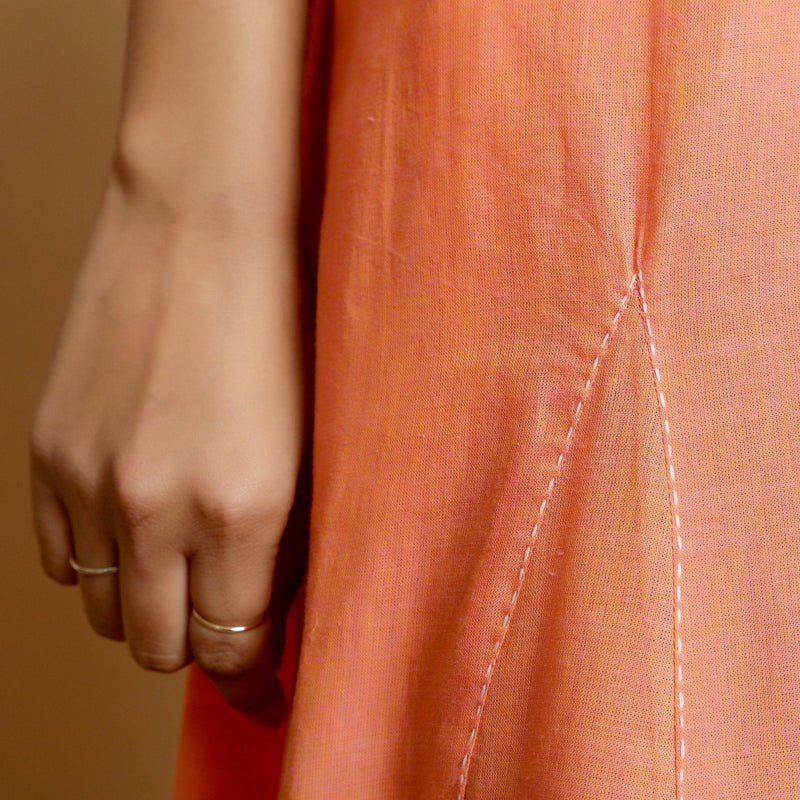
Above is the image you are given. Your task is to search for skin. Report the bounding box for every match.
[29,0,309,724]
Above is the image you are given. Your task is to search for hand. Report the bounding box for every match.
[29,171,309,725]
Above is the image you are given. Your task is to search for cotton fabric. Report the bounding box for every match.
[173,2,800,797]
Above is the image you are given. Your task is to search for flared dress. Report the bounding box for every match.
[172,2,800,798]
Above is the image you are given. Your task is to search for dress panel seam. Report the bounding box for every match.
[635,270,685,800]
[456,273,638,799]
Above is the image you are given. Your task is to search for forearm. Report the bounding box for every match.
[111,0,308,239]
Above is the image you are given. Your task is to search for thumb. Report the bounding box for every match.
[266,447,312,671]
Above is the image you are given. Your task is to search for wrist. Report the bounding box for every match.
[109,114,299,241]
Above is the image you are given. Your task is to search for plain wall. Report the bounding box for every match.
[1,0,184,797]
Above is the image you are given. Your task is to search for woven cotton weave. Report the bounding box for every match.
[174,2,800,798]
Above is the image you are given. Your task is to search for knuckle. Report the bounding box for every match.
[28,420,54,468]
[57,450,101,505]
[193,477,294,537]
[110,457,171,529]
[28,419,102,505]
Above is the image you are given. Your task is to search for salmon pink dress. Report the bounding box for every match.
[173,1,800,797]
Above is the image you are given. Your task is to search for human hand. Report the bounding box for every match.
[29,170,309,725]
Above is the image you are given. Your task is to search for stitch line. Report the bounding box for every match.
[635,270,685,800]
[456,274,637,799]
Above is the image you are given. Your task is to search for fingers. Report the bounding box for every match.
[30,429,297,726]
[117,540,190,672]
[29,458,76,585]
[30,441,124,640]
[188,519,286,726]
[190,613,286,727]
[111,472,192,671]
[53,465,125,641]
[69,502,124,641]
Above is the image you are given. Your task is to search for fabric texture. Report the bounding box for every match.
[172,2,800,798]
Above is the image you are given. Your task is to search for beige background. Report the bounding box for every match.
[1,0,184,797]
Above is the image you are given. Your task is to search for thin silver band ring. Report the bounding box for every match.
[69,556,119,576]
[191,607,266,634]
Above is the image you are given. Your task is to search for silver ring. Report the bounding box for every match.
[191,607,265,634]
[69,556,119,576]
